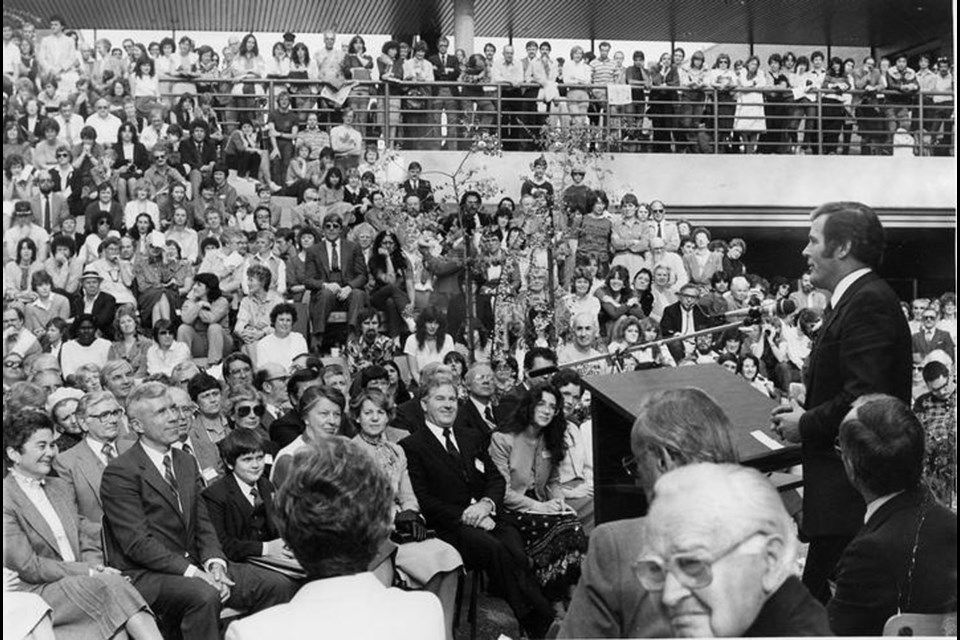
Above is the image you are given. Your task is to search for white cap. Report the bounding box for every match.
[46,387,85,413]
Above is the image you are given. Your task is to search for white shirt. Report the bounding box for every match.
[864,491,904,524]
[425,420,459,453]
[830,267,872,309]
[233,473,259,507]
[255,332,308,372]
[468,396,496,430]
[12,470,76,562]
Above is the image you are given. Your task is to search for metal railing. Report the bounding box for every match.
[158,77,955,156]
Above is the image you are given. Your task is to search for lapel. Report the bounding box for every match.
[5,476,80,560]
[132,442,187,523]
[819,272,877,341]
[46,481,81,558]
[74,441,106,507]
[226,473,254,517]
[419,426,468,482]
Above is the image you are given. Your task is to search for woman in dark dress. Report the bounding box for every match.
[368,231,415,339]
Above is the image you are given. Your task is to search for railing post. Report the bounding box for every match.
[384,82,392,148]
[917,96,925,156]
[712,88,720,154]
[816,91,824,156]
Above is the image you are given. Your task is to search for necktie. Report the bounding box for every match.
[43,194,51,230]
[250,485,262,508]
[182,441,194,457]
[442,427,460,458]
[329,241,340,272]
[102,442,115,462]
[162,454,182,510]
[483,406,496,427]
[657,222,663,238]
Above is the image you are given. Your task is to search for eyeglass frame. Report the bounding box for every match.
[235,404,266,418]
[87,407,125,421]
[633,529,767,592]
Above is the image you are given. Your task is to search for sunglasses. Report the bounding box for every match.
[323,222,342,229]
[236,404,266,418]
[3,360,23,368]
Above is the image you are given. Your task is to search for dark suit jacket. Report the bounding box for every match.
[745,575,831,636]
[400,424,505,537]
[112,141,150,176]
[659,301,718,361]
[493,382,529,427]
[100,441,225,576]
[799,272,912,537]
[911,328,955,359]
[269,409,304,449]
[303,239,368,291]
[455,398,498,448]
[29,192,70,230]
[70,290,117,339]
[559,517,670,639]
[52,437,134,544]
[84,200,124,233]
[390,397,426,434]
[201,474,280,562]
[178,137,219,174]
[401,179,434,209]
[827,489,958,636]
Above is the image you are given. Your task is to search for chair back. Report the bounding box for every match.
[883,612,958,636]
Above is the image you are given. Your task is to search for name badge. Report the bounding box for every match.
[474,459,485,473]
[264,454,274,466]
[202,467,219,482]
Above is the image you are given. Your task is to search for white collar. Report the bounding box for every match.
[830,267,871,308]
[864,491,904,524]
[140,439,172,476]
[425,420,456,447]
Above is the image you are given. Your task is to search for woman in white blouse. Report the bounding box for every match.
[563,46,592,129]
[145,319,190,376]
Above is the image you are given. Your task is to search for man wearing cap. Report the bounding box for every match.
[53,389,134,544]
[304,211,368,348]
[70,268,117,339]
[4,201,50,261]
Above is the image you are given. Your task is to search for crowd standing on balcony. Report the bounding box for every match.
[2,16,957,640]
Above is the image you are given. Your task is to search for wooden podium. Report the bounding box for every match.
[583,363,801,525]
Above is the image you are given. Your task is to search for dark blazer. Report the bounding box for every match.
[455,398,498,448]
[29,191,70,230]
[52,437,134,543]
[112,141,150,177]
[400,178,434,209]
[427,54,461,84]
[70,290,117,339]
[83,200,124,233]
[269,409,304,449]
[745,575,831,636]
[400,424,505,537]
[799,271,912,537]
[201,474,280,562]
[559,517,671,639]
[827,489,958,636]
[911,328,955,359]
[390,397,426,434]
[493,382,529,427]
[303,239,368,291]
[179,137,219,174]
[659,300,718,361]
[100,441,225,576]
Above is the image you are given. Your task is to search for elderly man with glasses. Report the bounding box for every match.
[52,390,133,543]
[303,211,368,351]
[635,463,828,637]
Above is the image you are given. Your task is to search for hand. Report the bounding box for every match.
[323,282,340,294]
[461,501,492,528]
[270,149,280,159]
[336,285,352,301]
[209,563,235,602]
[477,515,497,531]
[770,405,803,444]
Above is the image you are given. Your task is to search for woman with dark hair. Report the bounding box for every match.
[734,55,767,153]
[127,212,160,256]
[488,383,588,601]
[377,41,404,143]
[634,316,676,367]
[402,307,454,385]
[708,53,738,151]
[112,121,149,208]
[3,410,163,639]
[130,55,160,117]
[368,230,415,338]
[402,41,439,149]
[821,56,851,155]
[630,267,655,317]
[594,264,645,335]
[343,35,374,135]
[4,238,44,305]
[381,359,411,405]
[739,352,776,398]
[3,124,33,166]
[224,118,273,186]
[459,53,495,137]
[575,190,613,277]
[145,318,190,375]
[255,302,307,371]
[317,166,347,217]
[107,304,150,375]
[230,33,266,123]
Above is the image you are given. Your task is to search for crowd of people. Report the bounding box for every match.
[1,16,957,640]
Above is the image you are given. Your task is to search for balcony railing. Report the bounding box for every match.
[161,77,955,156]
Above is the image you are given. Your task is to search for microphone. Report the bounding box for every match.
[722,298,798,323]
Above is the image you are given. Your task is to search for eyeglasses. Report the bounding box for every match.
[922,315,938,321]
[235,404,266,418]
[633,530,764,592]
[323,222,342,229]
[3,359,23,369]
[88,408,124,421]
[154,155,166,161]
[56,152,70,158]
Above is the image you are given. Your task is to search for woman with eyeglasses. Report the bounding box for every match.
[144,318,189,376]
[488,382,588,612]
[3,410,164,640]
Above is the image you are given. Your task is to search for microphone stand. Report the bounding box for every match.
[531,318,752,377]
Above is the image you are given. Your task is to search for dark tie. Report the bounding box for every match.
[43,194,51,229]
[182,442,194,458]
[330,241,340,272]
[250,485,263,508]
[483,406,496,426]
[442,427,460,458]
[162,454,182,509]
[657,222,663,238]
[102,442,115,462]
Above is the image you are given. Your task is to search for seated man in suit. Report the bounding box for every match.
[303,212,367,348]
[659,283,717,363]
[400,161,434,211]
[71,269,117,339]
[390,362,449,434]
[100,382,295,640]
[455,362,498,445]
[911,308,956,360]
[52,389,133,543]
[829,394,957,636]
[637,463,830,637]
[225,436,444,640]
[560,388,739,639]
[400,372,555,638]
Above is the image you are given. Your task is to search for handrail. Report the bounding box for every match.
[158,77,955,156]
